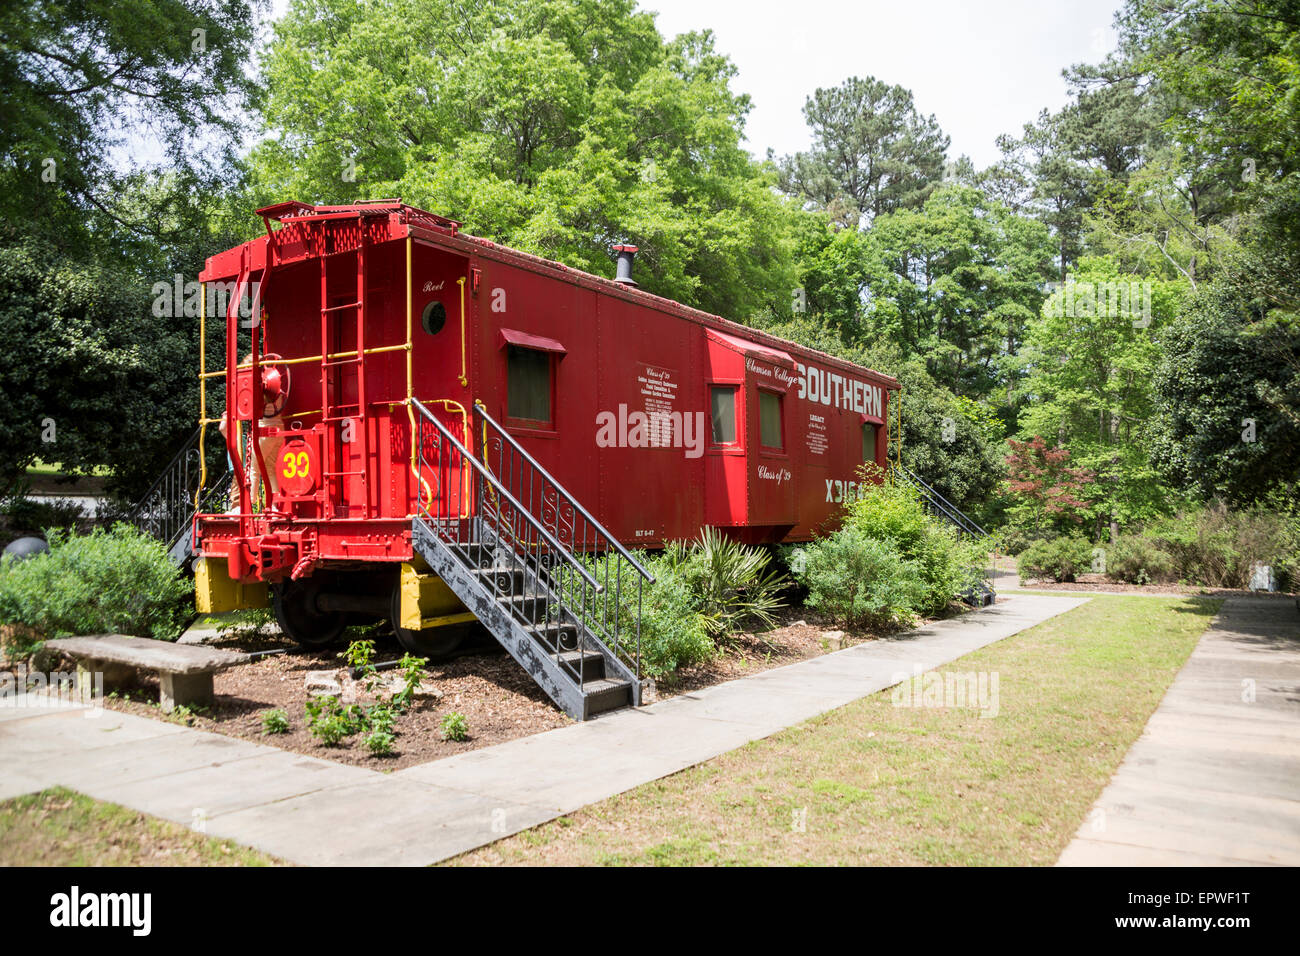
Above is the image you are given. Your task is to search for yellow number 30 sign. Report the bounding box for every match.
[277,442,315,495]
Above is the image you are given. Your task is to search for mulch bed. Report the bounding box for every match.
[1016,572,1297,597]
[7,602,975,771]
[91,635,570,771]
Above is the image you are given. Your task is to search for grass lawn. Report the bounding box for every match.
[0,787,279,866]
[448,595,1221,866]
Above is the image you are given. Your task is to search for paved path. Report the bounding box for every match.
[1,594,1085,866]
[1058,595,1300,866]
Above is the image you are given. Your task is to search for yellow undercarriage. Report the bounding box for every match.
[194,557,471,633]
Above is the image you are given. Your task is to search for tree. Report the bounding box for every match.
[0,242,195,498]
[1017,258,1187,533]
[853,185,1054,399]
[1149,285,1300,504]
[249,0,796,319]
[778,75,949,226]
[1003,437,1094,534]
[0,0,258,251]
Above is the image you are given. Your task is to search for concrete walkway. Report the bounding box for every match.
[1058,595,1300,866]
[1,593,1085,866]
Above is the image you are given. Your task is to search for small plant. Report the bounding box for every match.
[391,653,429,711]
[261,708,290,735]
[363,729,396,756]
[343,638,377,676]
[305,695,363,746]
[440,710,469,742]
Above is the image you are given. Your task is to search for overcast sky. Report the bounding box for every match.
[639,0,1124,168]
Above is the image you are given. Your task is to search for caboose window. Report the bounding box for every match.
[710,386,737,444]
[862,422,878,462]
[507,346,552,424]
[759,390,784,450]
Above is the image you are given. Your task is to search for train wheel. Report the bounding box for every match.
[389,584,466,659]
[273,579,346,649]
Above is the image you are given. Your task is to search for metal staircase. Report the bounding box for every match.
[408,399,654,720]
[889,463,996,606]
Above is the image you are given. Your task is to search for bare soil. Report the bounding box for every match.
[12,603,977,770]
[1016,571,1298,597]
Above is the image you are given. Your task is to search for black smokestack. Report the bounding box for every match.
[612,244,638,287]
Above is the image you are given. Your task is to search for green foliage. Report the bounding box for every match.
[0,524,191,648]
[1143,505,1298,589]
[610,527,788,678]
[0,0,258,250]
[343,639,376,677]
[792,528,926,628]
[663,526,787,637]
[1104,536,1173,585]
[304,695,362,746]
[778,75,949,224]
[251,0,796,320]
[440,711,470,742]
[1018,536,1094,583]
[633,558,717,678]
[391,653,429,711]
[0,492,85,538]
[260,708,290,735]
[842,472,982,616]
[1149,286,1300,504]
[1017,258,1188,530]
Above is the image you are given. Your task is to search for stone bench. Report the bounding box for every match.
[43,635,249,712]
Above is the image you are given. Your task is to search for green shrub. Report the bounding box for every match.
[363,729,396,756]
[1105,536,1174,585]
[792,528,928,628]
[662,526,786,636]
[635,559,716,677]
[0,524,191,651]
[842,474,984,615]
[0,492,84,537]
[1144,505,1296,588]
[440,711,469,742]
[1018,535,1094,582]
[260,708,290,735]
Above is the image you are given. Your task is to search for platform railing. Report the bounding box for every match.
[889,463,994,604]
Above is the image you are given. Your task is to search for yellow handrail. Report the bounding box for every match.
[457,275,468,387]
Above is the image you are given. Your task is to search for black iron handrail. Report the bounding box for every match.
[129,428,226,549]
[891,463,988,539]
[470,403,653,676]
[410,398,647,689]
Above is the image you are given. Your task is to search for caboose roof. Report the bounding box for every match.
[200,201,899,391]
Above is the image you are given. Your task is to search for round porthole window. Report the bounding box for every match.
[421,300,447,335]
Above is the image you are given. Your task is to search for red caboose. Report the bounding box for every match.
[192,201,898,718]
